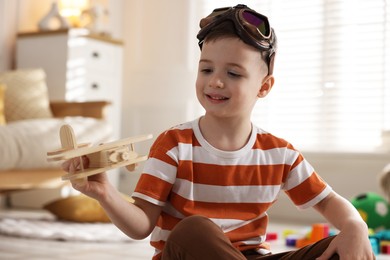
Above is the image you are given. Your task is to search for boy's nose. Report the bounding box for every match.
[209,77,224,88]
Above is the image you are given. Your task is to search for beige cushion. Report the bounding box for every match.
[0,68,52,122]
[44,195,111,223]
[44,194,134,223]
[0,84,5,125]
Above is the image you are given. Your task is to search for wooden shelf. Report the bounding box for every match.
[17,28,123,45]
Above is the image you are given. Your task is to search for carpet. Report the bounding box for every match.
[0,217,132,242]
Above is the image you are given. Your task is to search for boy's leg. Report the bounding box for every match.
[161,215,246,260]
[246,236,339,260]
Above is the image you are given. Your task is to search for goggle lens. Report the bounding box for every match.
[241,10,269,37]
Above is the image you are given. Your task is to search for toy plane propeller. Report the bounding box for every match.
[47,124,153,181]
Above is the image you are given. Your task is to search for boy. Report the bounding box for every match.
[64,4,373,260]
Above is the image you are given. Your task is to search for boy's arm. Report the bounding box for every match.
[64,157,161,240]
[314,191,374,259]
[98,183,162,240]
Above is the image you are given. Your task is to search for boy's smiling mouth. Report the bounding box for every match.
[206,93,229,102]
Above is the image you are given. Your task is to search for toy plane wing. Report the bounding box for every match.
[46,124,153,180]
[47,134,153,161]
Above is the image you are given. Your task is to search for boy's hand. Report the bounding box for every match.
[316,221,374,260]
[314,192,375,260]
[62,156,110,200]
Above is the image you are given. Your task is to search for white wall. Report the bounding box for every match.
[17,0,53,31]
[117,0,204,194]
[120,0,201,139]
[0,0,19,70]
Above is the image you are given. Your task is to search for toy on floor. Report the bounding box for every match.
[381,241,390,254]
[369,230,390,255]
[283,223,390,255]
[284,223,333,248]
[47,124,152,181]
[370,230,390,255]
[265,232,278,241]
[351,164,390,231]
[349,165,390,255]
[351,192,390,231]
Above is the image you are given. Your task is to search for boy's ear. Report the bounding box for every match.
[258,75,275,98]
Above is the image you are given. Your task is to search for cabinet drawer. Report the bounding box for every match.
[83,75,116,101]
[68,38,117,74]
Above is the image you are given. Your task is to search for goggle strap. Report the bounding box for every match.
[268,52,276,75]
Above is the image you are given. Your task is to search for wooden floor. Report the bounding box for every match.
[0,209,152,259]
[0,234,152,260]
[0,209,389,259]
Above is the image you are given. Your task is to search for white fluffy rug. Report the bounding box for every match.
[0,218,132,242]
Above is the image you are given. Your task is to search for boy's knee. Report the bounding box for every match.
[163,215,245,260]
[169,215,217,240]
[178,215,213,227]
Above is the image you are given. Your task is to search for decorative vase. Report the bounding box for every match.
[38,2,69,31]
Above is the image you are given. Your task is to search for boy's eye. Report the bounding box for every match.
[201,68,213,74]
[228,71,241,78]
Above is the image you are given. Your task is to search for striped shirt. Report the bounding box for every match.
[133,118,332,259]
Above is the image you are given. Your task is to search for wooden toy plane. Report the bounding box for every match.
[47,124,153,181]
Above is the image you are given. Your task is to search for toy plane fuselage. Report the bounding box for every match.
[47,125,152,181]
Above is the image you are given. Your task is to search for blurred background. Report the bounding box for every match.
[0,0,389,223]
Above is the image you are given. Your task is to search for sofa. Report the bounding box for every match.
[0,68,113,193]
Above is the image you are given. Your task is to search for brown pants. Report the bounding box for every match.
[162,215,339,260]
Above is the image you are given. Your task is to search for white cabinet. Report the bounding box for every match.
[16,29,123,139]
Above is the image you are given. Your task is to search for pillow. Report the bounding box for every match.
[44,194,134,223]
[0,84,5,125]
[0,68,53,122]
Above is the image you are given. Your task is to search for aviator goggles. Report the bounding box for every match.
[197,4,277,74]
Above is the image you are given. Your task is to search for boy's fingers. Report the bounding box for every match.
[63,158,81,174]
[71,177,88,188]
[81,155,89,167]
[61,160,71,171]
[61,157,89,174]
[69,159,77,173]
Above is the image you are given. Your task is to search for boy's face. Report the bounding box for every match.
[196,37,273,120]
